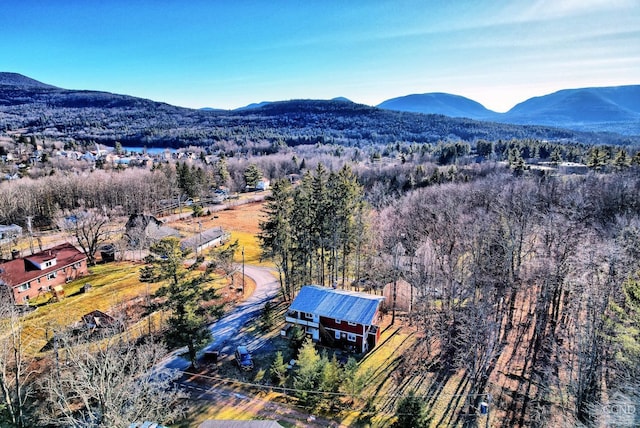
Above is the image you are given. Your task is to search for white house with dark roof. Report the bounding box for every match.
[285,285,385,353]
[180,227,230,254]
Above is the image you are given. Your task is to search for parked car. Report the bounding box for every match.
[234,346,254,371]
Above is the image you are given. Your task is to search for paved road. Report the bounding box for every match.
[159,265,280,371]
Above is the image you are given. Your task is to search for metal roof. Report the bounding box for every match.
[289,285,385,326]
[180,227,227,250]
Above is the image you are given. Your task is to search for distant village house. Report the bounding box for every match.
[0,224,22,245]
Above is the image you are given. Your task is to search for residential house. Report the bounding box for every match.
[559,162,589,175]
[180,227,230,254]
[0,224,22,245]
[285,285,385,353]
[0,243,88,304]
[382,278,416,312]
[124,214,181,249]
[256,178,270,191]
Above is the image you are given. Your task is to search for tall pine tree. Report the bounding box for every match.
[140,237,223,368]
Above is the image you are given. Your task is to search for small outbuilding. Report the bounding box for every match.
[180,227,230,254]
[124,214,181,249]
[81,310,117,330]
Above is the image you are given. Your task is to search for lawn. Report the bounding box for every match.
[20,262,152,355]
[14,200,270,357]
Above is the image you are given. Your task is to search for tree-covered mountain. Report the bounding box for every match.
[377,93,496,120]
[378,86,640,136]
[0,72,58,89]
[501,86,640,134]
[0,72,637,148]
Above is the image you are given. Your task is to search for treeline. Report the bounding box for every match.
[3,135,640,230]
[0,155,291,227]
[259,164,368,300]
[372,171,640,426]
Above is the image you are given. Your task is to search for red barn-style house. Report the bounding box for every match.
[0,243,88,304]
[285,285,385,353]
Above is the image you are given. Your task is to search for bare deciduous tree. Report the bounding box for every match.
[39,335,186,427]
[0,297,37,428]
[58,208,111,265]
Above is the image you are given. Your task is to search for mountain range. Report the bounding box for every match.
[0,72,638,149]
[377,86,640,135]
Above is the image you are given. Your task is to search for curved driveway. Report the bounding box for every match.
[160,265,280,370]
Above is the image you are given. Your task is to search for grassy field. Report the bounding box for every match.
[18,262,151,354]
[15,202,270,357]
[168,201,269,266]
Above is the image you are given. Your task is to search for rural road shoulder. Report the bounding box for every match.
[159,265,280,371]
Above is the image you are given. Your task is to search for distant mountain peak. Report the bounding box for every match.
[235,101,273,111]
[502,85,640,133]
[331,96,353,103]
[0,72,57,89]
[377,92,496,120]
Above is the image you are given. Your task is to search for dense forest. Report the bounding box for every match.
[259,164,640,426]
[377,172,640,426]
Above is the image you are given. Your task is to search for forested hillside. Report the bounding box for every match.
[1,73,636,149]
[1,71,640,427]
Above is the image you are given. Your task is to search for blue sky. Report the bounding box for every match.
[2,0,638,111]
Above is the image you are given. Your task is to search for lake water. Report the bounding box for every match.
[122,146,176,155]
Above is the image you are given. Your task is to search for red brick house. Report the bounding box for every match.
[0,243,88,304]
[285,285,385,353]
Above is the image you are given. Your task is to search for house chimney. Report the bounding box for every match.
[11,249,20,260]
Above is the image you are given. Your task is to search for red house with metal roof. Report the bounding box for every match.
[0,243,88,304]
[285,285,385,353]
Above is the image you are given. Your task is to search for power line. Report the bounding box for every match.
[179,369,492,401]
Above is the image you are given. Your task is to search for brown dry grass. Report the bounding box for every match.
[19,262,155,355]
[167,201,270,266]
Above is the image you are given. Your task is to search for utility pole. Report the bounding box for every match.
[242,246,245,294]
[391,235,405,326]
[26,216,34,255]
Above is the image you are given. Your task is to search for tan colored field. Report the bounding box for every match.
[167,201,268,266]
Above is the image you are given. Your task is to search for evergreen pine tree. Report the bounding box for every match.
[294,338,321,408]
[393,390,429,428]
[259,179,294,299]
[269,351,288,386]
[613,148,630,170]
[140,237,223,368]
[244,163,262,188]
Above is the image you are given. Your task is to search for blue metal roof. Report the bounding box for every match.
[289,285,385,326]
